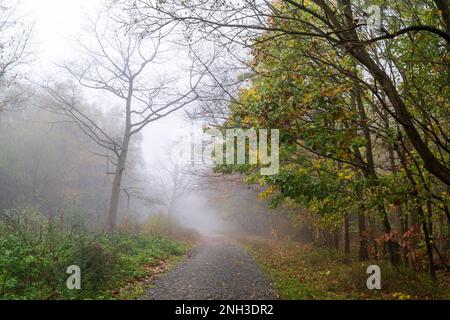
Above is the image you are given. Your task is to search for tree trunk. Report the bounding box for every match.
[419,206,437,280]
[380,205,401,266]
[426,200,433,236]
[386,129,408,264]
[395,142,437,277]
[107,80,134,232]
[358,212,369,261]
[367,212,379,260]
[332,0,450,185]
[334,229,340,251]
[355,83,400,266]
[344,212,350,258]
[107,147,128,232]
[397,205,409,265]
[351,48,450,186]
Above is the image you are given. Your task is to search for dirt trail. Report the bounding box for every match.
[142,234,278,300]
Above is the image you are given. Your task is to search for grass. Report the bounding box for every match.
[0,212,193,300]
[0,232,190,300]
[240,236,450,300]
[114,242,194,300]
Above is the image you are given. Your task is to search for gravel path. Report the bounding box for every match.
[142,235,278,300]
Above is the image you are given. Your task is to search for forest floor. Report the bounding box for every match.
[240,236,450,300]
[141,234,279,300]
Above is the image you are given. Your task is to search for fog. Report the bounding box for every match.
[175,194,228,233]
[0,0,296,243]
[22,0,189,166]
[10,0,231,234]
[1,0,448,301]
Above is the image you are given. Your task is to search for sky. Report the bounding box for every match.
[22,0,100,67]
[21,0,187,169]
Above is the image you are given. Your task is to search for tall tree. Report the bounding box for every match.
[0,0,33,112]
[119,0,449,185]
[44,10,204,231]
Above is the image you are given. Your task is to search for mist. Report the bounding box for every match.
[1,0,448,302]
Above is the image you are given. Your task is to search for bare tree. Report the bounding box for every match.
[0,0,33,79]
[152,159,196,220]
[43,9,205,231]
[0,0,33,111]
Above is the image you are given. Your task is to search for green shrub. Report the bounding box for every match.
[141,214,171,237]
[0,207,186,300]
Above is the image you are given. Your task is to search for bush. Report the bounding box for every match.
[141,214,171,237]
[0,207,186,300]
[141,213,198,241]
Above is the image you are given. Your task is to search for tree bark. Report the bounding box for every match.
[107,81,133,232]
[323,0,450,186]
[344,212,350,257]
[334,229,340,251]
[358,212,369,261]
[419,206,437,280]
[355,83,400,265]
[107,146,129,232]
[350,47,450,186]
